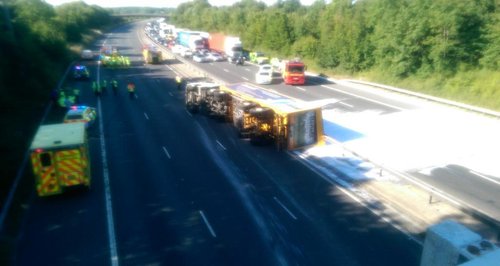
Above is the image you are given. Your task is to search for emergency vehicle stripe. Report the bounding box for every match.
[38,165,60,195]
[31,152,59,195]
[56,150,84,186]
[31,154,41,174]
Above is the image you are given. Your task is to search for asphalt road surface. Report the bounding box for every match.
[183,28,500,223]
[12,23,422,266]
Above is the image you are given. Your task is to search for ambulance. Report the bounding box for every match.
[30,123,91,196]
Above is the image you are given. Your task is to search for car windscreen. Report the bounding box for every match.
[288,65,304,73]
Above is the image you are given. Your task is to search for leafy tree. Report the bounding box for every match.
[262,10,292,54]
[480,6,500,70]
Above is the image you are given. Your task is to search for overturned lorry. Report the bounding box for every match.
[185,82,324,150]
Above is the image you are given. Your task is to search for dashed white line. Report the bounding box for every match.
[339,102,354,108]
[199,210,217,238]
[321,84,404,111]
[97,57,120,266]
[168,92,174,97]
[144,113,150,120]
[295,86,306,91]
[223,69,229,72]
[135,94,139,99]
[273,197,297,220]
[471,171,500,186]
[244,68,251,72]
[242,77,249,81]
[162,146,171,159]
[216,140,227,150]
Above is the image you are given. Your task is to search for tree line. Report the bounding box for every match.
[171,0,500,110]
[0,0,116,207]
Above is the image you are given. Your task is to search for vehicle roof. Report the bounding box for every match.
[65,106,91,116]
[222,83,320,115]
[31,123,86,150]
[187,82,219,88]
[74,65,87,70]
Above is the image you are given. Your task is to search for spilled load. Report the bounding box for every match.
[185,82,323,150]
[143,45,162,64]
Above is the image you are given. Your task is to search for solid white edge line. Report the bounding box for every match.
[162,146,171,159]
[199,210,217,238]
[216,140,227,150]
[289,151,422,245]
[321,84,404,111]
[339,102,354,108]
[295,86,306,91]
[0,61,74,232]
[144,112,149,120]
[273,197,297,220]
[470,171,500,186]
[97,62,120,266]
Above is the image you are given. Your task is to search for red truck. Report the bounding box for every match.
[280,59,306,85]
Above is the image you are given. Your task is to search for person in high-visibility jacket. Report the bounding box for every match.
[101,80,107,95]
[111,79,118,95]
[58,91,67,107]
[127,81,136,99]
[175,75,183,90]
[92,81,100,97]
[73,88,80,103]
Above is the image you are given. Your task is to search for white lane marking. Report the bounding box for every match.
[168,92,173,97]
[245,68,251,71]
[470,171,500,186]
[135,94,139,99]
[269,89,279,94]
[216,140,227,150]
[97,62,120,266]
[339,102,354,108]
[162,146,171,159]
[156,79,160,83]
[199,210,217,238]
[144,113,150,120]
[185,110,193,117]
[321,84,404,111]
[295,86,306,91]
[223,69,229,72]
[292,151,421,244]
[242,77,249,81]
[273,197,297,220]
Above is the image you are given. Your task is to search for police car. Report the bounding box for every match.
[73,65,90,80]
[63,106,97,128]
